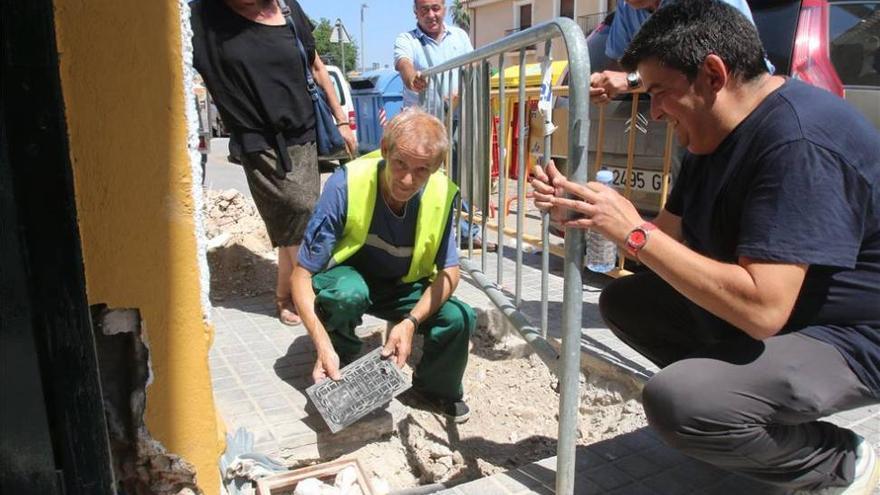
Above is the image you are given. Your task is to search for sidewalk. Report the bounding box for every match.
[209,247,879,493]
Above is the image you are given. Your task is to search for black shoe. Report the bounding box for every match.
[441,399,471,424]
[407,389,470,423]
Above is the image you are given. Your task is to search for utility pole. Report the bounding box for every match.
[360,3,368,71]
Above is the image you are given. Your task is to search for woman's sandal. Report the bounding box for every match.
[275,296,302,326]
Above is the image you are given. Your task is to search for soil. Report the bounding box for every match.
[204,189,648,492]
[204,189,277,302]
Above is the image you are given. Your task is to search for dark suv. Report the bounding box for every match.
[557,0,879,216]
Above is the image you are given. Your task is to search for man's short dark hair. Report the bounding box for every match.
[620,0,768,81]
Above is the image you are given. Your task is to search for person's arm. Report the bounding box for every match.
[590,69,644,104]
[292,171,347,382]
[531,161,806,340]
[652,208,682,242]
[311,52,357,156]
[591,1,645,104]
[393,32,427,92]
[382,266,460,367]
[291,265,342,382]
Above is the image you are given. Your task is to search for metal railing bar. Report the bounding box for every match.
[460,66,471,248]
[446,70,454,176]
[468,65,478,257]
[460,259,560,374]
[540,41,554,338]
[419,19,581,75]
[496,52,507,287]
[515,48,527,306]
[556,17,591,495]
[481,60,491,273]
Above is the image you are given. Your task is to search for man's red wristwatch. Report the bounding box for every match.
[624,222,657,259]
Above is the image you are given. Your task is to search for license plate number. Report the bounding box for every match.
[605,167,665,193]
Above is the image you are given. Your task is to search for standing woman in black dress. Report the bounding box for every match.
[191,0,356,325]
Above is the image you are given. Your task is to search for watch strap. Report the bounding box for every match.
[403,314,420,332]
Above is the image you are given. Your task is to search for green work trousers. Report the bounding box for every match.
[312,265,475,401]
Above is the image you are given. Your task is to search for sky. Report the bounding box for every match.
[298,0,447,70]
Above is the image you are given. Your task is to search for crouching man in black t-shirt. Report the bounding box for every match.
[532,0,880,492]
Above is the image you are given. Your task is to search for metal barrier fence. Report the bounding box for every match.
[418,18,590,495]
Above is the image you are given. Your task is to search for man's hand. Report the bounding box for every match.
[312,349,342,383]
[548,171,643,244]
[339,124,357,158]
[381,318,416,368]
[530,160,566,225]
[409,71,428,92]
[590,70,628,105]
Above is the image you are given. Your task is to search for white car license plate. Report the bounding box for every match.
[604,167,665,193]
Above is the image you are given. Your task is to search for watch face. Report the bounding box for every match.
[628,229,647,247]
[627,72,640,89]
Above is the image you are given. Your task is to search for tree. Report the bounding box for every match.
[450,0,470,32]
[311,18,359,74]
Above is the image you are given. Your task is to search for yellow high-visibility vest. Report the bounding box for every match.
[330,155,458,283]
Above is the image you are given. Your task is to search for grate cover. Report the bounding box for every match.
[306,347,411,433]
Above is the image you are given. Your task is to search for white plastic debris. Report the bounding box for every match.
[334,465,358,493]
[293,478,324,495]
[371,476,391,495]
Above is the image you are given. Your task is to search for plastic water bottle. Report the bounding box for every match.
[586,169,617,273]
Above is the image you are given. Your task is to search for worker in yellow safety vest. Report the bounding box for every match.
[292,108,475,423]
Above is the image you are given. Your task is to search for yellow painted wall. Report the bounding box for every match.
[53,1,222,493]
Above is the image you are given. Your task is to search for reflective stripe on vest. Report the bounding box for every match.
[330,156,458,283]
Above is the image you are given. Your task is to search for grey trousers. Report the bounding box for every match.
[599,271,877,490]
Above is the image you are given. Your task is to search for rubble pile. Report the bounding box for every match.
[348,318,647,489]
[203,189,276,300]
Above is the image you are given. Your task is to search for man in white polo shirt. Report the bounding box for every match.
[393,0,472,110]
[394,0,494,251]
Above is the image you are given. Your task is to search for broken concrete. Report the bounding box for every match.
[91,305,202,495]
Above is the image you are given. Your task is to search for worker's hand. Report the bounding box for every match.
[548,173,642,244]
[381,319,416,368]
[312,349,342,383]
[530,160,567,225]
[339,124,358,158]
[410,71,428,92]
[589,70,628,105]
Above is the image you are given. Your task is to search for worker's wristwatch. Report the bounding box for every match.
[624,222,657,259]
[626,71,642,90]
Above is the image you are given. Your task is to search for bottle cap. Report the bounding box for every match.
[596,169,614,185]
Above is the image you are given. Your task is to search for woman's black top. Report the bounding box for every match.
[191,0,316,153]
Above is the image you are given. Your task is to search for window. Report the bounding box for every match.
[518,2,532,30]
[560,0,575,19]
[749,0,800,74]
[829,2,880,87]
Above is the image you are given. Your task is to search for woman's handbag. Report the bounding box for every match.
[278,0,346,157]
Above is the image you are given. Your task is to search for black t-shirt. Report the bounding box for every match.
[190,0,316,152]
[666,79,880,396]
